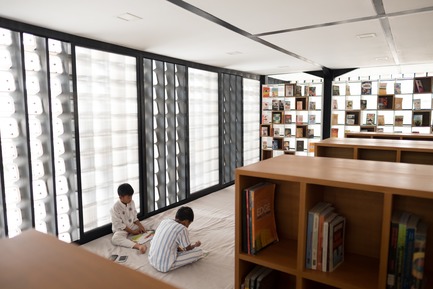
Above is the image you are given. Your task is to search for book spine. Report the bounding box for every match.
[411,223,427,289]
[306,211,314,269]
[322,221,330,272]
[402,227,415,289]
[311,210,320,270]
[396,213,411,289]
[387,220,399,289]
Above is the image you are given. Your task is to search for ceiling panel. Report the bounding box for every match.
[184,0,376,34]
[262,19,394,70]
[383,0,433,13]
[389,11,433,64]
[1,0,433,76]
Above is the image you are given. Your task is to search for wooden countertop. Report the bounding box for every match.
[0,229,179,289]
[317,138,433,151]
[236,155,433,198]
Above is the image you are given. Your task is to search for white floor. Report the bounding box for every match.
[81,185,235,289]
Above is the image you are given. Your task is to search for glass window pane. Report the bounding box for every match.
[188,68,219,193]
[243,78,260,166]
[76,47,139,232]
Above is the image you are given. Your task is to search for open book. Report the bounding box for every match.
[130,230,155,244]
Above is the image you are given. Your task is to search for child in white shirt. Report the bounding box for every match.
[110,183,147,254]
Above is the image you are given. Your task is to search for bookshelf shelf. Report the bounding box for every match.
[302,253,380,289]
[331,77,433,136]
[235,155,433,289]
[261,82,323,159]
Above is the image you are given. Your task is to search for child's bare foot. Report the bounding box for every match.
[138,244,147,254]
[133,243,147,254]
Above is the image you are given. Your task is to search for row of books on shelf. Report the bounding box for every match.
[387,211,427,289]
[263,139,314,152]
[335,113,427,126]
[241,265,278,289]
[337,98,426,111]
[261,127,316,138]
[242,182,279,255]
[306,202,345,272]
[264,99,318,111]
[263,113,317,125]
[333,78,432,96]
[263,84,318,97]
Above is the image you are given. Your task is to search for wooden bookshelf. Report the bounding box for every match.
[261,82,323,158]
[345,131,433,141]
[1,229,178,289]
[314,138,433,165]
[235,155,433,289]
[331,77,433,137]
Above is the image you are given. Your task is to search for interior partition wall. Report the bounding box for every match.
[0,20,260,243]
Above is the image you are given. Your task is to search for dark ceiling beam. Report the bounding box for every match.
[165,0,323,69]
[371,0,400,65]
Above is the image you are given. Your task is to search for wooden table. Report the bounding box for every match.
[0,229,179,289]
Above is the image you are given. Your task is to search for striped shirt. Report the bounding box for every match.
[148,218,191,272]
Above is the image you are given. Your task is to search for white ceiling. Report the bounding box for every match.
[1,0,433,77]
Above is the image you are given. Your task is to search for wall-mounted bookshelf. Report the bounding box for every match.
[331,76,433,138]
[261,81,323,159]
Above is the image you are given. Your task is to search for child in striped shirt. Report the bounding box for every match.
[148,206,204,272]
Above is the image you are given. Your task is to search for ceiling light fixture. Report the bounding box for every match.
[226,51,242,55]
[356,33,377,39]
[117,13,142,22]
[375,57,389,61]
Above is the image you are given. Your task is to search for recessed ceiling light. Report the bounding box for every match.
[117,13,142,22]
[226,51,242,55]
[356,33,376,39]
[375,57,389,61]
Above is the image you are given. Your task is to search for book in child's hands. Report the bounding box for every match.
[130,230,155,244]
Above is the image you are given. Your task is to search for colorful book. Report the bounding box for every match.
[361,81,372,95]
[332,85,340,96]
[130,230,155,244]
[402,214,420,289]
[322,212,338,272]
[317,206,335,271]
[411,222,427,289]
[249,183,278,255]
[306,202,331,269]
[379,82,387,95]
[328,215,345,272]
[394,97,403,110]
[396,212,412,288]
[387,211,402,289]
[414,79,424,93]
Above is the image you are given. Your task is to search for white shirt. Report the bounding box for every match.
[148,218,191,272]
[110,199,138,232]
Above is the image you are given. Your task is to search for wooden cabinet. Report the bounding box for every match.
[315,138,433,165]
[235,155,433,289]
